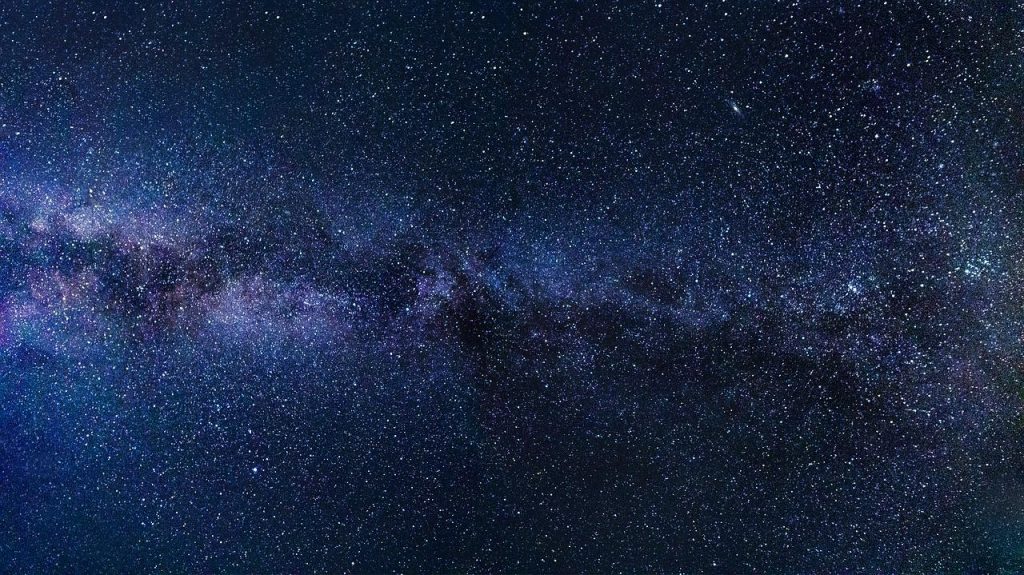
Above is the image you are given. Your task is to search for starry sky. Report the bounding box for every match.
[1,1,1024,573]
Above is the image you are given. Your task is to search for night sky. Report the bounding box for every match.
[1,1,1024,573]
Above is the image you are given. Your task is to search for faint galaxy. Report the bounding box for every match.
[2,1,1024,573]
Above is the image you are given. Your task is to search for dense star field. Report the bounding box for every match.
[1,1,1024,573]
